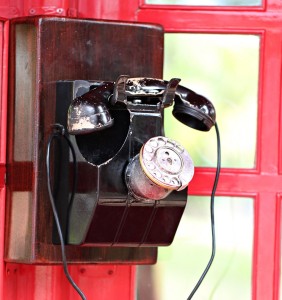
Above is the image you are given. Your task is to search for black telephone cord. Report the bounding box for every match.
[187,122,221,300]
[46,124,87,300]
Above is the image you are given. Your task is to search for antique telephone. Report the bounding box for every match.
[47,75,220,299]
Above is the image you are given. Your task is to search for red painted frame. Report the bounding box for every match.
[0,0,281,299]
[135,2,282,300]
[0,18,8,300]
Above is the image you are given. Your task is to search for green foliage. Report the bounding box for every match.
[164,33,259,168]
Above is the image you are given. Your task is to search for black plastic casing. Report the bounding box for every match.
[54,80,187,247]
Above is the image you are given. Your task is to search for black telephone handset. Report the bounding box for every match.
[68,75,215,135]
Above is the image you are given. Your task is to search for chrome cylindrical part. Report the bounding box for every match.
[125,136,194,201]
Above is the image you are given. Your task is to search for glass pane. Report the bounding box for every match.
[137,196,254,300]
[164,34,259,168]
[145,0,261,6]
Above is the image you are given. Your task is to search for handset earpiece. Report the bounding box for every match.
[67,81,115,135]
[67,76,216,135]
[173,86,216,131]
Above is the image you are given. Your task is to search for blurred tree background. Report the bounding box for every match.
[164,33,259,168]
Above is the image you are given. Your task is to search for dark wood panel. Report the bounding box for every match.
[5,16,163,264]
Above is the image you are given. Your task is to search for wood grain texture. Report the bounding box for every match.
[5,16,163,264]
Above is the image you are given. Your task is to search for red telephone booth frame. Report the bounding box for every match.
[0,0,281,299]
[133,2,282,300]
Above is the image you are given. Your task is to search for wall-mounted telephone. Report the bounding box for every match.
[51,76,215,247]
[49,76,219,299]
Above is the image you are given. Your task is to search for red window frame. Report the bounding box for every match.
[131,1,282,299]
[0,0,281,299]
